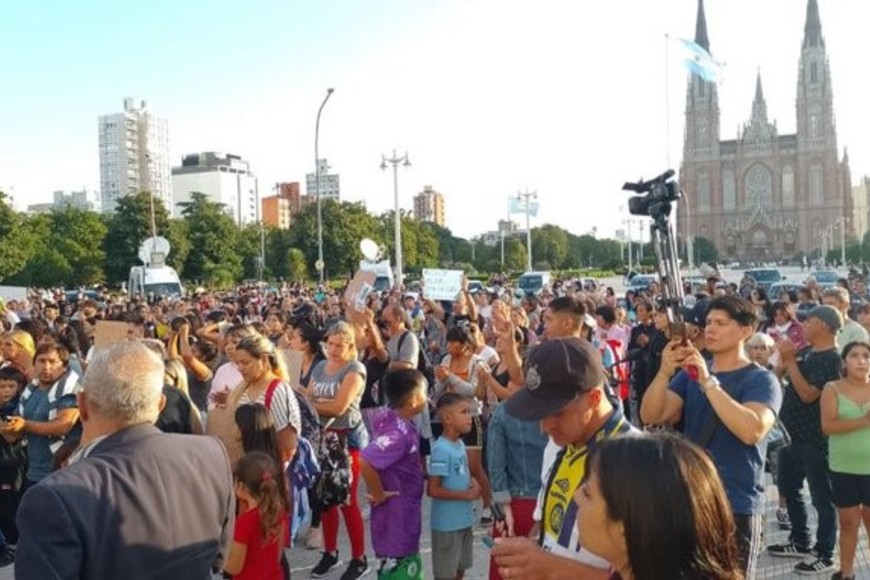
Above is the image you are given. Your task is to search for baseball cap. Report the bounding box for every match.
[807,304,843,333]
[504,337,606,421]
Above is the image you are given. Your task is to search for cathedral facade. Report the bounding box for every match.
[677,0,853,261]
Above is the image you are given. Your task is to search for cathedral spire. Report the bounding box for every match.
[754,70,764,104]
[695,0,710,52]
[803,0,824,49]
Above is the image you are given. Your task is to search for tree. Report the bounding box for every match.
[504,238,527,271]
[103,192,175,285]
[532,225,569,269]
[178,192,243,287]
[237,223,267,280]
[286,248,308,282]
[0,192,37,281]
[290,200,382,278]
[50,207,108,285]
[693,236,719,264]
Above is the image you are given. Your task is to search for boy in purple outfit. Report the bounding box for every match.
[360,369,428,579]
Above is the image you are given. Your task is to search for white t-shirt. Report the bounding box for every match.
[207,362,243,410]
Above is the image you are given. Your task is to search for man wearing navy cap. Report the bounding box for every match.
[492,337,637,579]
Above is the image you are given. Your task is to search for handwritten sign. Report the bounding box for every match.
[423,269,464,301]
[93,321,129,355]
[344,270,377,312]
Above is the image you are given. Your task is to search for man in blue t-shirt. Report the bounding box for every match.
[641,295,782,579]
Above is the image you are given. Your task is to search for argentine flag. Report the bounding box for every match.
[509,197,539,217]
[675,37,725,84]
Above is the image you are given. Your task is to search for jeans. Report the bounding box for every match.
[776,443,836,559]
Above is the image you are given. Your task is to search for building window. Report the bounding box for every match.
[697,173,710,211]
[744,164,773,208]
[722,169,736,210]
[810,164,823,205]
[698,79,705,98]
[782,166,795,207]
[810,61,818,84]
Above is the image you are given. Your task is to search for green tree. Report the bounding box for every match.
[103,192,175,284]
[290,200,382,278]
[50,207,108,285]
[532,225,570,269]
[178,192,243,286]
[237,223,267,280]
[0,192,37,281]
[286,248,308,282]
[692,236,719,264]
[504,238,527,271]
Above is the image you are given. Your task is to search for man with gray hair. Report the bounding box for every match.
[15,341,234,579]
[822,286,869,353]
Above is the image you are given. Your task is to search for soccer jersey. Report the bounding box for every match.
[539,410,636,567]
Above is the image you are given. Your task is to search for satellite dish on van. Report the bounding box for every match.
[360,238,380,262]
[138,236,171,266]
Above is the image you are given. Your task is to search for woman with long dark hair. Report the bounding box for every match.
[575,433,743,580]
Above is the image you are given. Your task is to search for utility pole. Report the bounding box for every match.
[381,150,412,287]
[517,189,537,271]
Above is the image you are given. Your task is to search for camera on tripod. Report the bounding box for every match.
[622,169,681,219]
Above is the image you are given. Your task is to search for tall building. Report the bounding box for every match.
[305,159,340,199]
[677,0,853,260]
[413,185,446,226]
[98,98,172,214]
[171,152,259,226]
[261,182,313,229]
[27,189,100,214]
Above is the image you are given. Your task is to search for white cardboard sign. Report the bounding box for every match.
[423,269,464,301]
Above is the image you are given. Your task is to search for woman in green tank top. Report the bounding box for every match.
[820,341,870,580]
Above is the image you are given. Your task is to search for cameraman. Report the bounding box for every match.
[640,295,781,578]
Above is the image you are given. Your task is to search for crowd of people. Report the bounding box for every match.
[0,268,866,579]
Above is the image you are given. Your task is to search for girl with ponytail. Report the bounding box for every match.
[225,451,290,579]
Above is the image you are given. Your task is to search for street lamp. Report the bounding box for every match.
[517,189,537,271]
[381,150,411,287]
[315,88,335,284]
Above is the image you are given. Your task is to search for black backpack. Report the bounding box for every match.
[397,331,435,390]
[312,430,351,509]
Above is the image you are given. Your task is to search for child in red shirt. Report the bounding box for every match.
[225,451,290,580]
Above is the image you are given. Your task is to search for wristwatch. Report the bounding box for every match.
[701,376,721,393]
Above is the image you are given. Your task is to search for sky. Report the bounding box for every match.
[1,0,868,241]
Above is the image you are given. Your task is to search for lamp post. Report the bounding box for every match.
[315,88,334,284]
[517,189,537,271]
[381,150,411,287]
[839,217,847,267]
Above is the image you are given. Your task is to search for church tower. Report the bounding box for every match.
[796,0,835,150]
[683,0,720,160]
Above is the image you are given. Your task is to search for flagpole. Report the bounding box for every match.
[665,33,671,169]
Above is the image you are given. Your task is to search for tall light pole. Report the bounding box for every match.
[839,216,847,266]
[517,189,537,271]
[381,150,411,287]
[314,88,334,284]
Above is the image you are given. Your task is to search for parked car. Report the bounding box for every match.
[744,268,784,293]
[807,269,844,289]
[768,282,806,300]
[627,274,659,293]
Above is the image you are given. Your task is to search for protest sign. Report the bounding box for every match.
[423,269,464,301]
[93,321,130,355]
[344,270,377,312]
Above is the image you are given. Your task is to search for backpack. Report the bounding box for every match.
[601,339,630,401]
[312,429,351,509]
[397,331,435,390]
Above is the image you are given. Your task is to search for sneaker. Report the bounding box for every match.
[0,547,13,568]
[311,552,342,578]
[480,507,493,526]
[767,542,813,558]
[776,507,791,530]
[794,558,835,575]
[339,557,370,580]
[306,526,323,550]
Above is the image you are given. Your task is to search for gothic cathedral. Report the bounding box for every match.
[677,0,853,261]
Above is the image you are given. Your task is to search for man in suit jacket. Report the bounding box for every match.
[15,340,235,579]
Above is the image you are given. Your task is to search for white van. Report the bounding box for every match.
[128,265,184,299]
[358,259,395,292]
[516,271,551,296]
